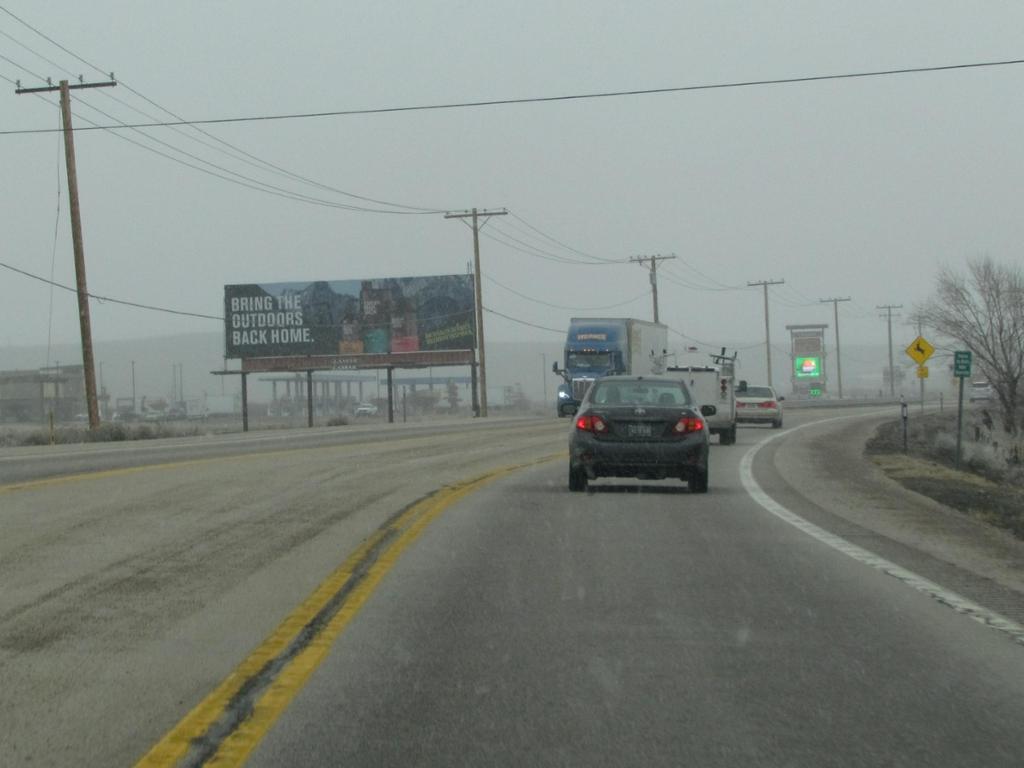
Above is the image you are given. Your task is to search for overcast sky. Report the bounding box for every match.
[3,1,1023,367]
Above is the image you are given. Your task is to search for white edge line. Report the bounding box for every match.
[739,413,1024,648]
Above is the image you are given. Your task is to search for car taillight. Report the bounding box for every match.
[758,400,778,409]
[673,416,704,434]
[575,414,608,433]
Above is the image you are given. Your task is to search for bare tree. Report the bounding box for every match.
[917,258,1024,434]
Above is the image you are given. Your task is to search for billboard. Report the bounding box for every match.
[224,274,476,359]
[794,356,822,379]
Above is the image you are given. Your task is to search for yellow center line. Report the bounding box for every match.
[0,425,559,494]
[134,453,562,768]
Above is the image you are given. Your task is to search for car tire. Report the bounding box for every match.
[688,466,709,494]
[719,426,737,445]
[568,466,588,492]
[771,418,783,429]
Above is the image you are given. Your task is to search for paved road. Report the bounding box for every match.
[243,413,1024,767]
[0,417,564,766]
[2,409,1022,766]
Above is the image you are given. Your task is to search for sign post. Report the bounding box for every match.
[905,335,934,414]
[953,350,973,469]
[900,396,909,453]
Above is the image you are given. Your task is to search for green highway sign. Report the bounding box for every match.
[953,350,973,378]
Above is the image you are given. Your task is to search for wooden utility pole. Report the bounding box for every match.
[444,207,507,417]
[17,76,117,430]
[748,279,785,387]
[877,304,903,398]
[629,254,677,323]
[819,297,851,399]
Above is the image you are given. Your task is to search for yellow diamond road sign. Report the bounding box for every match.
[906,335,935,365]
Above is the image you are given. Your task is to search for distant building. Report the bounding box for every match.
[0,364,87,422]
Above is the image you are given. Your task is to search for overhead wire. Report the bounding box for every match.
[659,267,752,294]
[5,53,1024,135]
[0,259,224,320]
[1,7,447,214]
[484,274,648,311]
[482,226,617,266]
[507,212,624,265]
[768,285,818,308]
[63,94,434,214]
[0,49,44,81]
[672,255,746,290]
[489,222,626,266]
[482,306,565,335]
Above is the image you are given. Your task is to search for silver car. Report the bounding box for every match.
[735,384,784,428]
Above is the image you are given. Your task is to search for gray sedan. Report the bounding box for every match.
[568,376,712,493]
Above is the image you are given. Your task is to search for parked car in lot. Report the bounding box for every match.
[736,384,784,428]
[568,376,713,493]
[353,402,380,417]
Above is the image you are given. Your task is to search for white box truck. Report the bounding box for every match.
[666,354,738,444]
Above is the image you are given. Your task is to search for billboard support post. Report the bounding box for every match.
[306,370,314,428]
[470,360,479,417]
[241,373,249,433]
[386,367,395,424]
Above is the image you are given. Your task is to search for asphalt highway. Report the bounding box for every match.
[1,409,1022,766]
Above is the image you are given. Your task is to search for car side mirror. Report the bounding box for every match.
[778,396,786,402]
[700,404,717,417]
[551,361,559,373]
[737,380,748,394]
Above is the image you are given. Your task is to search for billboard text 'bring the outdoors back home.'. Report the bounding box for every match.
[224,275,476,360]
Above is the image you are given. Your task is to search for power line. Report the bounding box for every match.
[665,325,764,352]
[0,50,45,81]
[0,259,224,320]
[1,7,447,214]
[769,285,817,308]
[673,256,746,291]
[5,55,1024,135]
[483,274,648,311]
[63,93,435,215]
[482,226,621,266]
[659,265,746,293]
[482,306,564,335]
[508,212,623,264]
[20,88,434,215]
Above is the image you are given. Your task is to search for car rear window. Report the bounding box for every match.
[591,381,691,406]
[742,386,774,398]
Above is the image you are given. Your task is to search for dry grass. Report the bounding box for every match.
[866,413,1024,539]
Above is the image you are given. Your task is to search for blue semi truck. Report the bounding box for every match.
[552,317,668,417]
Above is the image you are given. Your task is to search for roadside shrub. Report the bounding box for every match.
[1,421,205,446]
[326,415,349,427]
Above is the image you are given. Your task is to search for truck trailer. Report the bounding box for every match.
[553,317,668,416]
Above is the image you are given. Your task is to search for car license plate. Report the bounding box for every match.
[626,423,653,437]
